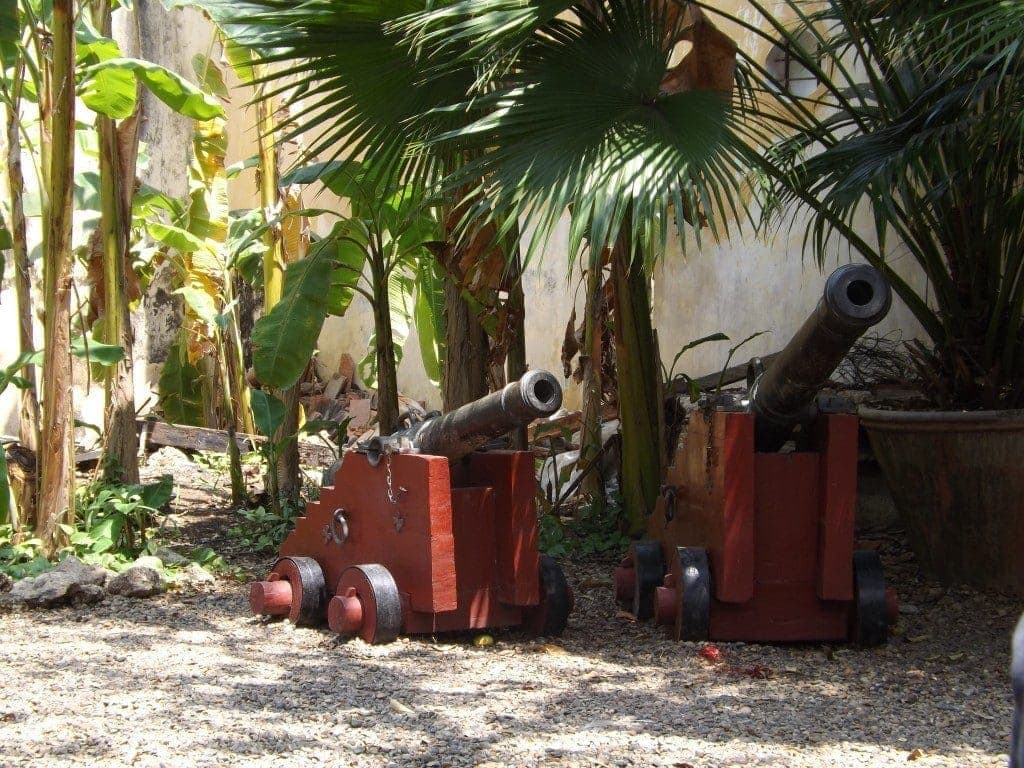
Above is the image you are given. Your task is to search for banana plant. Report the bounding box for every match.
[252,158,443,436]
[1,0,226,553]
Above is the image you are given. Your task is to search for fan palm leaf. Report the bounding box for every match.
[399,0,766,266]
[188,0,476,188]
[692,0,1024,408]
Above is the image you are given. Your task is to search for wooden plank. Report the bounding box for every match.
[136,419,337,467]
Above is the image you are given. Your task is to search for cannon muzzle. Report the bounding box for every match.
[366,370,563,463]
[751,264,891,451]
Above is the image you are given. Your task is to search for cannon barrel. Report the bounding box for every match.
[750,264,892,451]
[366,370,563,463]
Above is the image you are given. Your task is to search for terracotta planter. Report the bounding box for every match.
[859,408,1024,595]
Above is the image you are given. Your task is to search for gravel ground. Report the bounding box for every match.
[0,450,1017,768]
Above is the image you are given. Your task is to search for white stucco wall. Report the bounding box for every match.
[0,1,931,435]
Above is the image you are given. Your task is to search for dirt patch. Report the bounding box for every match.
[0,451,1015,767]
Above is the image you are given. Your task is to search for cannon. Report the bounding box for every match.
[615,264,898,645]
[249,370,573,644]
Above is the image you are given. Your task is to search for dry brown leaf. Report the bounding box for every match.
[907,748,926,761]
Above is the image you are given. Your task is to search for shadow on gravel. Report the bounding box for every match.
[98,454,1014,765]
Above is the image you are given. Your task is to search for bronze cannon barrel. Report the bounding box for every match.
[366,370,563,463]
[751,264,892,452]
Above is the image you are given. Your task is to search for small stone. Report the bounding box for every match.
[155,547,190,566]
[172,563,216,588]
[107,566,164,598]
[132,555,165,572]
[71,583,106,605]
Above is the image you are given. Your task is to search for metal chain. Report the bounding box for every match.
[385,452,398,505]
[384,452,406,532]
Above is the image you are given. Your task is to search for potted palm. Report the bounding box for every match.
[701,0,1024,593]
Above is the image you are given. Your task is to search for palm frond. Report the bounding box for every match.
[191,0,475,188]
[403,0,761,267]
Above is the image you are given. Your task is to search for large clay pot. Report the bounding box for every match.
[859,408,1024,595]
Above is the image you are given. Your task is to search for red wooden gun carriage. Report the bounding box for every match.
[249,371,572,644]
[616,265,899,645]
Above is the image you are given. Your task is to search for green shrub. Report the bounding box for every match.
[66,475,175,570]
[229,496,305,553]
[0,525,50,579]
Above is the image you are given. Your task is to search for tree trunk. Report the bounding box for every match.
[442,277,489,411]
[372,266,400,435]
[611,238,663,536]
[37,0,76,556]
[505,239,528,450]
[579,254,607,516]
[4,59,40,461]
[95,0,139,485]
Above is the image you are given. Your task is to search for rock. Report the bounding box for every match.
[70,584,106,605]
[7,557,113,607]
[0,572,12,593]
[146,446,191,468]
[179,562,216,587]
[154,547,189,566]
[107,566,165,598]
[132,555,165,572]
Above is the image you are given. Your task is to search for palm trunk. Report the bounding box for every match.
[504,233,528,450]
[257,87,299,507]
[95,0,139,485]
[442,277,489,410]
[579,254,607,516]
[611,236,663,536]
[37,0,76,556]
[372,264,400,435]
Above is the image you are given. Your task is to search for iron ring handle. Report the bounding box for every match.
[330,509,349,545]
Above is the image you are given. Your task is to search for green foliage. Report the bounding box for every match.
[398,0,757,265]
[414,256,447,386]
[538,495,629,560]
[249,388,285,438]
[70,335,126,366]
[251,247,334,389]
[260,157,443,394]
[228,497,304,554]
[662,332,730,401]
[0,0,17,45]
[0,525,49,579]
[0,214,12,251]
[66,474,174,569]
[158,339,205,426]
[82,57,224,120]
[186,545,226,573]
[695,0,1024,408]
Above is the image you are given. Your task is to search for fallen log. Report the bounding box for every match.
[136,420,337,468]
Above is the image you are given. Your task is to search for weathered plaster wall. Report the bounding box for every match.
[0,1,931,436]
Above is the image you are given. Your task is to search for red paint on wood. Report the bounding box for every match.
[451,451,540,606]
[614,562,635,603]
[708,582,850,642]
[649,411,754,603]
[249,580,292,616]
[280,453,457,614]
[262,447,551,639]
[655,583,677,626]
[403,595,524,634]
[816,415,858,601]
[642,409,871,643]
[327,589,363,634]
